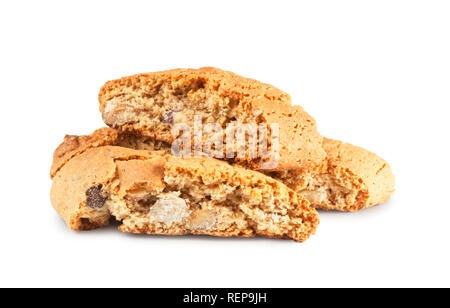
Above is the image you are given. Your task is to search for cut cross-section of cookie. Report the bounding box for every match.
[50,146,319,242]
[98,67,326,171]
[267,138,395,211]
[51,128,394,212]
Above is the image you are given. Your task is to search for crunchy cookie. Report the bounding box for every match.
[269,138,395,211]
[51,129,394,211]
[98,67,326,171]
[50,127,171,179]
[50,146,319,242]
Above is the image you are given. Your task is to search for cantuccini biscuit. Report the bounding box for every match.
[98,67,326,171]
[52,129,394,211]
[50,127,171,179]
[50,146,319,242]
[268,138,395,212]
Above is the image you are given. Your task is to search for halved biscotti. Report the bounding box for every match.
[51,128,394,211]
[268,138,395,212]
[98,67,326,171]
[50,146,319,242]
[50,127,172,179]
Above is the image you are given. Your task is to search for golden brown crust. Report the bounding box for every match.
[51,130,394,212]
[51,128,121,179]
[98,67,326,171]
[51,146,319,242]
[320,138,395,211]
[50,127,171,179]
[99,67,291,111]
[270,138,395,211]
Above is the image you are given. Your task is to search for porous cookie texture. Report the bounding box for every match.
[51,129,395,211]
[50,146,319,242]
[268,138,395,211]
[98,67,326,171]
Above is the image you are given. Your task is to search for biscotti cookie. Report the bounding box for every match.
[50,146,319,242]
[98,67,326,171]
[50,127,172,178]
[268,138,395,211]
[51,129,394,211]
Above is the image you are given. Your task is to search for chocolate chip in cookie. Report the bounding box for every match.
[86,185,107,209]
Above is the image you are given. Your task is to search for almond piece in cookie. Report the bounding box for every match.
[50,146,319,242]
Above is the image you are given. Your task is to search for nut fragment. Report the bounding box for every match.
[187,209,217,231]
[300,189,327,205]
[161,108,184,124]
[86,186,107,209]
[148,193,190,225]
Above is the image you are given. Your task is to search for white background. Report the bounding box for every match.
[1,0,449,288]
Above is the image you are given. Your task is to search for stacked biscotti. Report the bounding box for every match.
[50,67,395,242]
